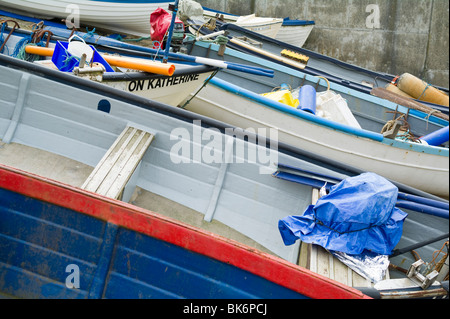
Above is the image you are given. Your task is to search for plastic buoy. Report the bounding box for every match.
[420,126,449,146]
[397,73,449,107]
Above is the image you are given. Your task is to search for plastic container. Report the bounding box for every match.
[52,40,114,73]
[315,90,361,128]
[298,85,316,114]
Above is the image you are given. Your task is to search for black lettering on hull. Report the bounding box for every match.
[127,73,202,92]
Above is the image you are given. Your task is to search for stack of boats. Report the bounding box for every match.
[0,0,448,300]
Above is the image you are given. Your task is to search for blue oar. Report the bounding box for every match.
[42,26,275,77]
[1,8,272,77]
[273,169,449,219]
[277,162,449,207]
[163,0,179,63]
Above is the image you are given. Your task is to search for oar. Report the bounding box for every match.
[229,37,307,70]
[25,44,274,78]
[277,162,449,205]
[390,233,449,257]
[24,45,175,76]
[163,0,179,63]
[273,167,449,219]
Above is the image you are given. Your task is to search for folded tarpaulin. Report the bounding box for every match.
[278,172,408,255]
[150,7,184,43]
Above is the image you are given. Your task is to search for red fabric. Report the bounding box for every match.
[150,7,183,42]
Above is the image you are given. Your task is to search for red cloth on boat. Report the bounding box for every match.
[150,7,183,42]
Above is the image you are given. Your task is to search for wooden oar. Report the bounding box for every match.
[229,37,306,70]
[24,45,175,76]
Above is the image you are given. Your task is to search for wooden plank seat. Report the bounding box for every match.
[82,126,154,200]
[298,189,388,288]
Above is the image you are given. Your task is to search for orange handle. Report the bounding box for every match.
[25,46,54,56]
[103,55,175,76]
[24,45,175,76]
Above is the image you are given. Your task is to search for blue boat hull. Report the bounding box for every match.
[0,165,368,299]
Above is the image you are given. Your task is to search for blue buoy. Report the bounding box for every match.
[420,126,449,146]
[297,85,316,114]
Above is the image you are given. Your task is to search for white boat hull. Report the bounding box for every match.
[103,71,213,106]
[276,24,314,48]
[203,9,313,46]
[0,0,173,36]
[182,83,449,198]
[234,14,283,38]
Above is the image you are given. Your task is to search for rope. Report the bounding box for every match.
[62,54,80,69]
[82,27,97,40]
[381,114,405,134]
[424,108,439,130]
[380,114,422,142]
[313,215,376,235]
[12,34,48,62]
[119,35,151,42]
[180,69,220,109]
[214,35,229,45]
[0,21,7,54]
[417,82,431,100]
[430,241,449,276]
[12,35,31,58]
[316,76,330,91]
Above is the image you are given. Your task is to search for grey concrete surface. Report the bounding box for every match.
[198,0,449,88]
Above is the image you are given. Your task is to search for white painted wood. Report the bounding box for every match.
[299,188,375,288]
[3,73,30,144]
[204,136,234,222]
[82,126,154,200]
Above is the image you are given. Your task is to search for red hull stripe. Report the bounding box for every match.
[0,164,370,299]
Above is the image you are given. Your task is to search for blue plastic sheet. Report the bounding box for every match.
[278,173,408,255]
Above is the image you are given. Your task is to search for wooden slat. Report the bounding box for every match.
[298,188,379,287]
[82,126,154,200]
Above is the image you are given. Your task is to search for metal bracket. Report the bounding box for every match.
[382,120,402,139]
[407,260,439,290]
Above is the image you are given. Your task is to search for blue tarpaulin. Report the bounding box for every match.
[278,173,408,255]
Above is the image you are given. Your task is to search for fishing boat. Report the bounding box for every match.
[190,18,449,112]
[0,0,314,47]
[213,13,283,39]
[0,164,372,299]
[0,19,217,107]
[0,52,334,265]
[2,10,448,197]
[180,37,449,198]
[276,18,315,48]
[1,49,448,298]
[0,0,174,37]
[203,6,315,48]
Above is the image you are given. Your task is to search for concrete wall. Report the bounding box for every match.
[197,0,449,88]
